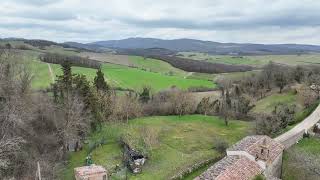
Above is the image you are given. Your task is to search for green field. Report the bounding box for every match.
[12,47,215,92]
[29,59,215,92]
[62,115,251,180]
[129,56,187,77]
[282,137,320,180]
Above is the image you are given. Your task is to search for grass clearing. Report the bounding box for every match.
[62,115,252,180]
[251,91,302,113]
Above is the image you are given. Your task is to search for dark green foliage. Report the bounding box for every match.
[225,89,232,108]
[274,70,288,93]
[293,65,305,83]
[139,87,151,103]
[197,97,211,115]
[40,53,101,69]
[213,138,229,154]
[253,174,266,180]
[273,103,296,128]
[256,104,296,136]
[60,61,73,89]
[94,68,108,91]
[5,43,12,49]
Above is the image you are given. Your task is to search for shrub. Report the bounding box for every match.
[213,138,229,154]
[253,174,266,180]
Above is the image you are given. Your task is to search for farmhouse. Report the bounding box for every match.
[74,165,107,180]
[196,135,285,180]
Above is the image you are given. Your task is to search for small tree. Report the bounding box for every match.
[139,87,151,103]
[274,70,288,93]
[197,97,211,116]
[309,73,320,99]
[213,138,229,154]
[94,68,108,91]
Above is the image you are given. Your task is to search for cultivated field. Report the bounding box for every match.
[63,115,251,180]
[178,52,320,67]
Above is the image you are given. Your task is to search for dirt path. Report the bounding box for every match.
[274,104,320,149]
[47,63,55,83]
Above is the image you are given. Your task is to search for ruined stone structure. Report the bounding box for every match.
[196,135,284,180]
[123,143,147,174]
[74,165,107,180]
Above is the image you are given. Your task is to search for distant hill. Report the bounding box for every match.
[89,38,320,55]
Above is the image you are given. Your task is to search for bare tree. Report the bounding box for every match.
[171,90,195,116]
[309,73,320,99]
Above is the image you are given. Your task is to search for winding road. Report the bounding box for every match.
[274,104,320,149]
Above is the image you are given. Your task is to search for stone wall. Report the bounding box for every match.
[279,130,305,149]
[265,152,283,179]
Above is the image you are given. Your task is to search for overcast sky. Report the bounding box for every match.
[1,0,320,44]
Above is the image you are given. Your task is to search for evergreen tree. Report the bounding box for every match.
[60,61,73,89]
[94,68,108,91]
[139,87,150,103]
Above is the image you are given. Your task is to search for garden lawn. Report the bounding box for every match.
[62,115,251,180]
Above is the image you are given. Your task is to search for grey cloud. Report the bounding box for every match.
[0,0,320,44]
[7,0,60,6]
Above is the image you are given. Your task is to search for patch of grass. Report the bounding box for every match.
[294,101,319,124]
[282,137,320,180]
[187,72,217,81]
[251,91,301,113]
[62,115,251,180]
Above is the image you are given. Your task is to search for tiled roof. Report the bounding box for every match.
[195,156,263,180]
[74,165,106,176]
[228,135,284,163]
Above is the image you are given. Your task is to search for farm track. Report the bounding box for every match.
[47,63,55,82]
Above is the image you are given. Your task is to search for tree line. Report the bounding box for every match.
[40,53,101,69]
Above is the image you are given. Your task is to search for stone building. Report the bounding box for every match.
[196,135,285,180]
[74,165,107,180]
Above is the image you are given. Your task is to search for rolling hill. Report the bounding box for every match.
[87,37,320,55]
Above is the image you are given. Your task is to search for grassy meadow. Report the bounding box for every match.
[29,60,215,92]
[62,115,252,180]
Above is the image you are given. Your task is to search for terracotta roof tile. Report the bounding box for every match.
[196,156,262,180]
[228,135,284,163]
